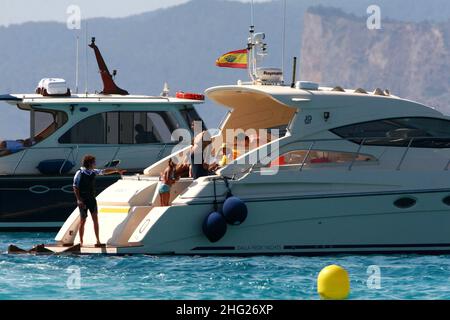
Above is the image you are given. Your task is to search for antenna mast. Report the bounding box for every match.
[247,0,267,81]
[250,0,255,27]
[84,21,88,95]
[247,0,255,81]
[247,30,267,81]
[75,35,79,94]
[281,0,287,77]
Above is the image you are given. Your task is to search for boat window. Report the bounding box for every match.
[146,112,173,143]
[331,117,450,148]
[106,112,119,144]
[267,125,288,137]
[59,111,177,144]
[269,150,376,167]
[180,106,206,132]
[32,109,68,142]
[59,113,106,144]
[120,112,135,144]
[0,109,67,157]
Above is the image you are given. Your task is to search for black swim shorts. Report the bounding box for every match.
[79,197,98,219]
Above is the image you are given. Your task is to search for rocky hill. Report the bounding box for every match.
[300,7,450,112]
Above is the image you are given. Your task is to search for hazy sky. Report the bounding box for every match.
[0,0,269,27]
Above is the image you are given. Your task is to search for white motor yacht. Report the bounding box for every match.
[41,29,450,255]
[0,38,204,231]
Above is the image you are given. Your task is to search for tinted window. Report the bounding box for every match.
[270,150,375,167]
[331,117,450,148]
[180,106,206,131]
[59,111,178,144]
[59,113,105,144]
[33,109,68,142]
[119,112,134,144]
[267,125,288,137]
[106,112,119,144]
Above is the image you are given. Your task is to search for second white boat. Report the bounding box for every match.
[44,29,450,255]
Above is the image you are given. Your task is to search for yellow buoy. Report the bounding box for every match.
[317,265,350,300]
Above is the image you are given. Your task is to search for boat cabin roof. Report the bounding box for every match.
[206,83,442,127]
[0,93,203,110]
[206,83,405,108]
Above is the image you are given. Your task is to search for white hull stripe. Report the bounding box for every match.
[183,187,450,205]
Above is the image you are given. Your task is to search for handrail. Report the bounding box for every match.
[4,135,450,152]
[157,143,167,160]
[5,142,175,152]
[74,144,80,164]
[242,135,450,173]
[12,148,29,175]
[444,159,450,171]
[300,141,315,172]
[9,144,121,174]
[5,142,185,174]
[5,135,450,174]
[107,146,121,167]
[348,138,366,171]
[396,137,414,171]
[59,147,75,175]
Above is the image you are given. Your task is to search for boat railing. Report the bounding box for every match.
[249,135,450,173]
[6,136,450,174]
[347,138,366,171]
[9,142,177,174]
[10,144,129,175]
[299,141,315,172]
[301,136,450,172]
[395,137,414,171]
[13,148,29,174]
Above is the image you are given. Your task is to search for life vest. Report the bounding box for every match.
[78,170,97,199]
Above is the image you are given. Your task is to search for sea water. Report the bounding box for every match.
[1,233,450,300]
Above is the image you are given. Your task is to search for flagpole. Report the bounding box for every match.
[281,0,287,82]
[248,0,256,82]
[75,35,79,94]
[251,0,254,28]
[85,21,89,96]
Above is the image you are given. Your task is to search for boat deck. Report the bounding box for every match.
[43,242,144,254]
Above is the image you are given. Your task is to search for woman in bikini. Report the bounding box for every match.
[159,158,179,206]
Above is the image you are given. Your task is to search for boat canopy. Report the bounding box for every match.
[206,85,297,134]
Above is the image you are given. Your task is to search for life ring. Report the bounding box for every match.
[176,91,205,101]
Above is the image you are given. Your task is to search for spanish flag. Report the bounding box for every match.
[216,49,248,69]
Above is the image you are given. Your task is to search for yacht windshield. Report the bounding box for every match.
[331,117,450,148]
[0,108,67,157]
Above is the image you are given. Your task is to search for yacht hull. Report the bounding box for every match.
[0,175,120,231]
[113,188,450,255]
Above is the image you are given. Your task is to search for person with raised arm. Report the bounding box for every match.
[73,155,126,247]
